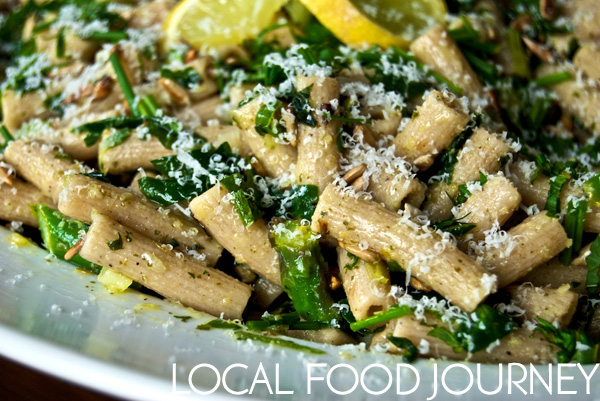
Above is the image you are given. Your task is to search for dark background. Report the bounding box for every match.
[0,356,119,401]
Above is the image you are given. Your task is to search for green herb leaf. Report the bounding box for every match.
[433,214,476,236]
[535,317,599,363]
[560,198,588,265]
[387,336,419,362]
[196,319,242,331]
[290,84,316,127]
[350,304,413,332]
[107,233,123,250]
[545,172,570,217]
[254,101,284,137]
[586,236,600,294]
[160,66,202,89]
[344,252,359,270]
[583,173,600,208]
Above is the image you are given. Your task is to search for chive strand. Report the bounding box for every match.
[531,71,572,87]
[109,51,139,117]
[349,304,413,332]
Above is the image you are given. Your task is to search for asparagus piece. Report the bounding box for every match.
[269,219,339,323]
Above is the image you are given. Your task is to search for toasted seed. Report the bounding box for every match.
[510,14,533,33]
[522,37,554,62]
[185,49,198,63]
[159,77,190,106]
[540,0,555,20]
[250,158,268,177]
[410,277,431,291]
[0,166,14,186]
[350,176,367,191]
[330,275,342,291]
[65,238,84,261]
[338,241,379,262]
[92,76,114,101]
[342,164,367,184]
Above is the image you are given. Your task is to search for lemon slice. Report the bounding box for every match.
[163,0,288,50]
[299,0,447,48]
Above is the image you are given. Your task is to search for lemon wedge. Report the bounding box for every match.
[299,0,447,48]
[163,0,288,50]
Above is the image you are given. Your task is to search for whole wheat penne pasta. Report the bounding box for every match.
[36,30,97,64]
[232,98,297,177]
[57,174,223,266]
[130,0,176,29]
[410,25,485,103]
[538,64,600,134]
[176,95,225,125]
[573,43,600,82]
[424,128,512,221]
[507,284,578,329]
[311,184,496,312]
[252,277,284,309]
[388,314,556,363]
[508,159,600,233]
[0,178,55,227]
[517,258,589,294]
[566,0,600,41]
[128,170,156,196]
[99,135,174,174]
[456,175,521,246]
[371,173,426,211]
[507,158,548,209]
[185,57,219,103]
[287,328,356,346]
[470,212,569,288]
[195,125,251,156]
[294,76,341,192]
[337,247,393,321]
[189,183,281,285]
[79,213,251,319]
[393,90,470,170]
[3,140,86,202]
[1,90,52,132]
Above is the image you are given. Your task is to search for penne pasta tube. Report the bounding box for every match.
[424,128,512,221]
[189,183,281,285]
[294,76,341,192]
[3,139,86,202]
[517,258,589,294]
[287,328,356,346]
[195,125,251,156]
[232,98,297,177]
[175,95,226,126]
[57,174,223,266]
[507,284,578,329]
[508,159,600,233]
[573,43,600,82]
[252,277,284,309]
[565,0,600,42]
[370,167,426,211]
[389,314,556,363]
[337,247,393,321]
[1,90,52,132]
[311,184,496,312]
[99,135,174,174]
[455,175,521,245]
[470,212,569,288]
[538,64,600,134]
[393,90,470,170]
[79,213,251,319]
[0,178,55,227]
[410,25,485,103]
